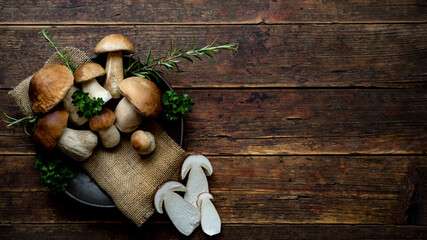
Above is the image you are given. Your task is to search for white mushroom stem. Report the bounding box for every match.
[154,181,200,236]
[98,124,120,148]
[63,86,87,126]
[104,51,124,98]
[114,97,143,133]
[81,78,112,104]
[181,155,213,209]
[197,193,221,236]
[56,128,98,161]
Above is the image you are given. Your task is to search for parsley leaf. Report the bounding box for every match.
[161,90,194,121]
[71,90,104,118]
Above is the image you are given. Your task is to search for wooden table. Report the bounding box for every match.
[1,1,427,239]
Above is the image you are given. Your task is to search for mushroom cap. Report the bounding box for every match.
[94,34,135,55]
[33,107,69,152]
[117,77,162,117]
[131,130,155,154]
[154,181,187,214]
[89,108,115,131]
[181,155,213,180]
[29,65,74,115]
[74,63,106,83]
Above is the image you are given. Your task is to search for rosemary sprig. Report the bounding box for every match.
[2,113,38,135]
[124,35,238,81]
[39,29,76,72]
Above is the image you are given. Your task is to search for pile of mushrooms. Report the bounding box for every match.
[154,155,221,236]
[29,34,161,161]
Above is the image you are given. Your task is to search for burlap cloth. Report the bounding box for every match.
[9,47,188,227]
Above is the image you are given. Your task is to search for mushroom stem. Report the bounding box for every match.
[114,97,143,133]
[56,128,98,161]
[104,51,124,98]
[81,78,112,104]
[63,86,88,126]
[185,166,210,209]
[98,124,120,148]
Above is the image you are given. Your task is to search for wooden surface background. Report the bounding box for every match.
[1,1,427,239]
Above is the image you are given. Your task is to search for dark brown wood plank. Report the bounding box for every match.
[1,25,426,89]
[1,88,426,155]
[1,155,426,224]
[0,0,426,24]
[1,223,427,240]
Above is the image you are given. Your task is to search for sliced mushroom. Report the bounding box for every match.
[115,77,162,132]
[197,192,221,236]
[89,108,120,148]
[74,63,112,104]
[56,128,98,161]
[63,85,88,126]
[154,181,200,236]
[181,155,213,209]
[29,65,73,115]
[94,34,135,98]
[131,130,155,155]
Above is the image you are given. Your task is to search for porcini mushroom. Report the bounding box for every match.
[56,128,98,162]
[33,107,69,152]
[131,130,155,155]
[94,34,135,98]
[89,108,120,148]
[29,65,73,115]
[181,155,213,209]
[197,192,221,236]
[154,181,200,236]
[115,76,162,132]
[74,63,112,104]
[33,107,98,161]
[63,85,88,126]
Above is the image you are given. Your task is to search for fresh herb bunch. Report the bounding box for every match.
[39,29,76,72]
[162,90,194,121]
[71,90,104,118]
[124,35,238,82]
[34,153,76,194]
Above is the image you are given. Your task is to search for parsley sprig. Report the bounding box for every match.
[39,29,76,72]
[71,90,104,118]
[161,90,194,121]
[124,35,238,82]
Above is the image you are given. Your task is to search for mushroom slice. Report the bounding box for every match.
[94,34,135,98]
[154,181,200,236]
[74,63,112,104]
[56,128,98,161]
[181,155,213,209]
[197,192,221,236]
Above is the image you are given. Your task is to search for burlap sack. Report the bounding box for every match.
[9,47,188,226]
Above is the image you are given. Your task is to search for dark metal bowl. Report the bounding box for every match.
[63,55,184,208]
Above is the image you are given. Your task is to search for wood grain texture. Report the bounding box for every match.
[1,223,427,240]
[1,25,426,89]
[1,155,426,225]
[0,0,426,24]
[4,88,426,155]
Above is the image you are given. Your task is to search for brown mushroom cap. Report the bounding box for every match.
[29,65,74,115]
[33,107,69,152]
[94,34,135,55]
[89,108,116,131]
[131,130,155,154]
[74,63,106,83]
[117,77,162,117]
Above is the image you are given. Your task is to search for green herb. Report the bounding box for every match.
[39,29,76,72]
[2,100,38,135]
[34,153,76,194]
[124,35,238,82]
[71,90,104,118]
[162,90,194,121]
